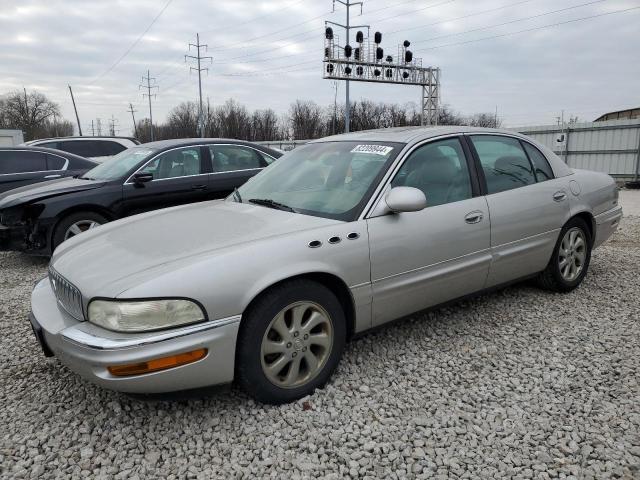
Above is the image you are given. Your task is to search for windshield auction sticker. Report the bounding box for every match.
[351,145,394,156]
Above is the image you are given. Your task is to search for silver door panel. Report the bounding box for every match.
[484,179,570,286]
[371,249,492,325]
[485,229,558,288]
[368,196,491,327]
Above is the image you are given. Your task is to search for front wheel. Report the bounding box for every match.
[236,280,346,404]
[537,217,592,292]
[52,211,108,252]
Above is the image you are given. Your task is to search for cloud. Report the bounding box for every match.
[0,0,638,135]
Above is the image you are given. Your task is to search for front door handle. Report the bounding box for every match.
[191,184,207,191]
[553,191,567,202]
[44,174,62,179]
[465,211,484,224]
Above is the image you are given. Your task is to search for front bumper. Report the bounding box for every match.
[30,278,241,394]
[0,223,28,251]
[593,204,623,248]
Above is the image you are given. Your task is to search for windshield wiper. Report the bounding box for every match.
[233,187,242,203]
[248,198,297,213]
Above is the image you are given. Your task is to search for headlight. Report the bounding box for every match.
[88,299,206,332]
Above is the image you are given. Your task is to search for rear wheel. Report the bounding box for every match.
[52,211,107,251]
[537,217,592,292]
[236,280,346,404]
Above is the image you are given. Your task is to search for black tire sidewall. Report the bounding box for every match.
[236,280,347,404]
[52,211,108,252]
[549,218,592,290]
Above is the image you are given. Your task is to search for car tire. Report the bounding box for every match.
[536,217,592,293]
[236,279,347,404]
[52,211,108,252]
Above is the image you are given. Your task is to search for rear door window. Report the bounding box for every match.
[0,151,48,174]
[58,140,124,157]
[209,145,264,172]
[46,154,67,170]
[522,142,554,181]
[470,135,536,194]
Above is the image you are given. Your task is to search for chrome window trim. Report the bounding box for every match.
[124,143,273,184]
[0,149,67,176]
[61,315,241,350]
[360,133,463,220]
[205,143,271,172]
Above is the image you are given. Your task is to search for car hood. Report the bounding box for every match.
[0,177,106,209]
[51,200,341,298]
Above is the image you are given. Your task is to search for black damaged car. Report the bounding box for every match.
[0,138,282,254]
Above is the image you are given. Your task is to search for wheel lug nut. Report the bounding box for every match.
[303,334,308,340]
[292,352,297,358]
[286,342,292,348]
[302,347,307,352]
[293,332,299,337]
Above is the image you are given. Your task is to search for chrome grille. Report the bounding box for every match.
[49,267,84,320]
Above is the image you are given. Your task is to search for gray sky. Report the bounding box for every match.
[1,0,639,135]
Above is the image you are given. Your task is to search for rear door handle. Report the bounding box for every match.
[465,211,484,224]
[191,184,207,191]
[553,191,567,202]
[44,174,62,179]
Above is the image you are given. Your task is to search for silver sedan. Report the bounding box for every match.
[30,127,622,404]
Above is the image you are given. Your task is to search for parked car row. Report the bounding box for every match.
[0,139,281,253]
[19,127,623,404]
[24,136,140,162]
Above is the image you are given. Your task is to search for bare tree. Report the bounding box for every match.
[215,99,251,139]
[0,89,62,140]
[468,112,502,128]
[251,109,282,141]
[165,101,198,138]
[289,100,323,140]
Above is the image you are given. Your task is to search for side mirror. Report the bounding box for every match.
[132,172,154,185]
[385,186,427,213]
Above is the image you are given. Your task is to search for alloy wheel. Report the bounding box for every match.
[64,220,101,240]
[558,227,587,282]
[260,301,334,389]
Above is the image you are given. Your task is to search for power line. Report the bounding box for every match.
[413,5,640,52]
[200,0,308,35]
[385,0,538,35]
[410,0,608,46]
[88,0,175,85]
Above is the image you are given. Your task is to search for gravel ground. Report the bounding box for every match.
[1,214,639,479]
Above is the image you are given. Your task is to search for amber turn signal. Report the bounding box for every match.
[107,348,207,377]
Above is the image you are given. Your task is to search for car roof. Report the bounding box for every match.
[0,145,95,162]
[309,125,572,178]
[309,125,536,145]
[25,136,140,144]
[140,138,281,154]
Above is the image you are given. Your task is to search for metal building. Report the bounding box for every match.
[512,119,640,181]
[0,129,24,146]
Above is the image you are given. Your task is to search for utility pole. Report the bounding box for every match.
[68,85,83,136]
[91,120,95,136]
[140,70,158,141]
[109,115,118,136]
[326,0,367,133]
[96,118,102,136]
[127,103,138,138]
[332,81,338,135]
[185,33,212,138]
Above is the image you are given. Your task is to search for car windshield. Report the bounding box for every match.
[81,147,155,180]
[234,141,402,221]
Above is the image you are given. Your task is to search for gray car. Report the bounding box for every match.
[29,127,622,404]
